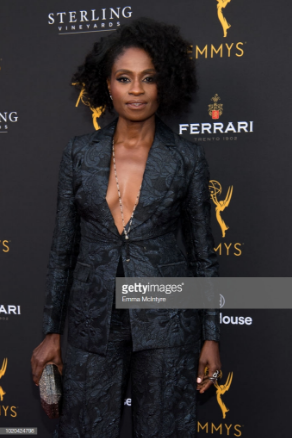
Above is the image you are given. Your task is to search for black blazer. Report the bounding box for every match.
[43,116,220,355]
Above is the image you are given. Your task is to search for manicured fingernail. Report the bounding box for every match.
[197,377,202,383]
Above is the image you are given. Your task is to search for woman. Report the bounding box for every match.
[31,17,221,438]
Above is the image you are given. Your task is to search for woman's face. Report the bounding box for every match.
[107,47,159,122]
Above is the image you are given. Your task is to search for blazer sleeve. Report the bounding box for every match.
[42,137,81,335]
[181,143,220,342]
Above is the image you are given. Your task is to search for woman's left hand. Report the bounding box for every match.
[196,340,222,393]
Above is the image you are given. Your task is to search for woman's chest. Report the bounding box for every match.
[72,139,189,229]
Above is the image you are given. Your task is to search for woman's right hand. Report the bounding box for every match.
[31,333,63,386]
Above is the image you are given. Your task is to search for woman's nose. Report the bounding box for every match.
[129,79,144,95]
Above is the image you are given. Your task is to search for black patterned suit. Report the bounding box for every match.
[43,116,220,437]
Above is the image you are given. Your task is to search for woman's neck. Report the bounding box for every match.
[113,114,156,148]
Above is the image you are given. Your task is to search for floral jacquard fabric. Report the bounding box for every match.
[44,116,220,437]
[53,260,201,437]
[43,116,220,357]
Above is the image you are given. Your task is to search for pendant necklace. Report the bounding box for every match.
[112,139,142,241]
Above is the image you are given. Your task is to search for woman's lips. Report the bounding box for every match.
[126,101,147,110]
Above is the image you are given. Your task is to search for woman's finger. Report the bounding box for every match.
[199,365,221,393]
[31,353,48,386]
[32,363,44,386]
[196,358,206,387]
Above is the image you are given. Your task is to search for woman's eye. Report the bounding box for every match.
[116,77,130,83]
[144,76,155,83]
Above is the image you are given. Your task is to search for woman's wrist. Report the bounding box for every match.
[45,333,61,344]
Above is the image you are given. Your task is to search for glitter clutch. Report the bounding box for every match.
[39,364,62,419]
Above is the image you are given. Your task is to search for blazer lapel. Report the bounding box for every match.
[83,116,179,237]
[131,117,179,232]
[82,119,118,237]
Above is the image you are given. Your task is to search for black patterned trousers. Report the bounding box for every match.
[54,256,200,438]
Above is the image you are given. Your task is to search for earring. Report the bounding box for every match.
[109,93,113,100]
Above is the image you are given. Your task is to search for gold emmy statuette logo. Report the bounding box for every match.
[0,358,8,401]
[72,83,105,130]
[209,180,233,238]
[208,94,223,120]
[216,0,232,37]
[214,372,233,418]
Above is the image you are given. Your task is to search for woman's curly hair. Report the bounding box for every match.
[72,17,197,116]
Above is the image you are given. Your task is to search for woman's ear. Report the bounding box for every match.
[106,78,111,96]
[107,78,113,101]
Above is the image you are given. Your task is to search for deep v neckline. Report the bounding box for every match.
[105,198,131,236]
[105,139,153,237]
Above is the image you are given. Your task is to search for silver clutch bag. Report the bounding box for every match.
[39,364,62,419]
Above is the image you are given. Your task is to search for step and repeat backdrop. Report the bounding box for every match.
[1,0,292,437]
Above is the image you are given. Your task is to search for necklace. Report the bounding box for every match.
[112,139,142,240]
